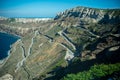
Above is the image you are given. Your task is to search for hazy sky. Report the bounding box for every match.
[0,0,120,17]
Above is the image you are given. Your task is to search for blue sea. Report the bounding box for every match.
[0,32,19,60]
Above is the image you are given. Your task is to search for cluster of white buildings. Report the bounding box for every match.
[0,16,52,23]
[15,18,51,23]
[0,16,7,20]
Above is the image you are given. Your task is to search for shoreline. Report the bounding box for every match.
[0,32,20,67]
[0,39,21,67]
[0,31,21,38]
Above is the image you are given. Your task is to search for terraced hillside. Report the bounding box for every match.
[0,6,120,80]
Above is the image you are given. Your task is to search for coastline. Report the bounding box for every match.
[0,32,20,67]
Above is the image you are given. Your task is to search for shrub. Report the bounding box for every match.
[62,63,120,80]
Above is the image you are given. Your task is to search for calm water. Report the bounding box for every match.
[0,32,19,60]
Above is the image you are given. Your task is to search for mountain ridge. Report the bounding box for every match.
[0,6,120,80]
[54,6,120,27]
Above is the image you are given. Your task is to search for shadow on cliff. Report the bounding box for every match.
[43,45,120,80]
[98,14,120,24]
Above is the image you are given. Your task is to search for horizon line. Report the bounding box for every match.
[1,6,120,18]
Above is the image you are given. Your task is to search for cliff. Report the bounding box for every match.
[0,6,120,80]
[54,6,120,27]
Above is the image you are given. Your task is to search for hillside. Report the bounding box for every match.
[54,6,120,27]
[0,6,120,80]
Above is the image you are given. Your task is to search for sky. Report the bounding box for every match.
[0,0,120,17]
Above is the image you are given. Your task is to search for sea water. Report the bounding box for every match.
[0,32,19,60]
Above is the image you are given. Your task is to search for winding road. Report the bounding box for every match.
[15,40,26,72]
[15,31,38,72]
[58,30,76,61]
[59,43,74,61]
[58,31,76,50]
[76,27,100,38]
[27,31,38,56]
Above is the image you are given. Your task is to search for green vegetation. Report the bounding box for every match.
[49,50,67,69]
[66,26,88,45]
[33,50,67,80]
[63,63,120,80]
[87,23,119,37]
[45,26,62,38]
[0,6,120,80]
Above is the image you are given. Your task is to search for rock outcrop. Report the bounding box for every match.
[0,74,13,80]
[0,6,120,80]
[54,6,120,27]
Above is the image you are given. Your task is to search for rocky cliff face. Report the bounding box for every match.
[55,6,104,20]
[0,6,120,80]
[54,6,120,27]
